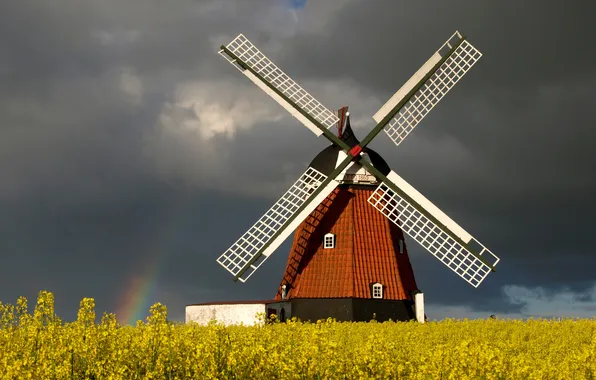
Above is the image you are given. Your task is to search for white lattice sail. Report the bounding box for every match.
[373,31,482,147]
[367,171,499,287]
[219,34,339,136]
[217,167,339,282]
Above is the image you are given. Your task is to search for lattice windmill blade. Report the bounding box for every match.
[367,171,500,288]
[372,31,482,148]
[217,166,341,282]
[219,34,339,137]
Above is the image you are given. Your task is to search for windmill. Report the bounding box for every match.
[211,31,500,323]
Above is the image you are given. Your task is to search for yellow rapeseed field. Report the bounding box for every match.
[1,291,595,379]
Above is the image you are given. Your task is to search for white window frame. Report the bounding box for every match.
[323,233,335,249]
[372,283,383,299]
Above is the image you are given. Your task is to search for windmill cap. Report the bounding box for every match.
[309,145,391,178]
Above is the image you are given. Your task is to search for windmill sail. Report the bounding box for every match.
[217,167,340,282]
[372,31,482,147]
[367,171,500,287]
[219,34,339,137]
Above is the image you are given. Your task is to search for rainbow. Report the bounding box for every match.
[114,191,192,325]
[114,253,161,325]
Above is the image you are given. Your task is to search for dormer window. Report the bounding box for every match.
[371,283,383,299]
[323,233,335,249]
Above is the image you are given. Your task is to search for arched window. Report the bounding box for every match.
[281,284,288,300]
[323,233,335,249]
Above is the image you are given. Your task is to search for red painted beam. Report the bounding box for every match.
[349,145,363,157]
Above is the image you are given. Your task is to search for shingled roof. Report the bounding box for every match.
[274,185,419,301]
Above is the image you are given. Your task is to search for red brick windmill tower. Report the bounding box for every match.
[215,32,501,322]
[270,109,421,321]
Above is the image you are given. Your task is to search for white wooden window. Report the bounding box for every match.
[323,233,335,249]
[372,283,383,299]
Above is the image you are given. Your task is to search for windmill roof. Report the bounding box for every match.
[274,186,419,301]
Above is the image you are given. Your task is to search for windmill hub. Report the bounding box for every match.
[309,109,390,185]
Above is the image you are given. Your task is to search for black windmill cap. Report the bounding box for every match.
[309,114,391,177]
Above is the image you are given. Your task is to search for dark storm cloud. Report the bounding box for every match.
[283,1,596,93]
[0,0,594,322]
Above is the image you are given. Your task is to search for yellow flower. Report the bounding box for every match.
[1,291,596,378]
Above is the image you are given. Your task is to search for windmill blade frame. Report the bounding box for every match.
[371,31,482,148]
[219,34,339,138]
[217,166,338,282]
[366,170,499,288]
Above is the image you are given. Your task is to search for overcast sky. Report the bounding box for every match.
[1,0,595,324]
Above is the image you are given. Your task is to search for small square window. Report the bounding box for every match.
[372,283,383,299]
[323,233,335,249]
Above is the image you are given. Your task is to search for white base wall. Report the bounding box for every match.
[185,303,267,326]
[414,292,425,323]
